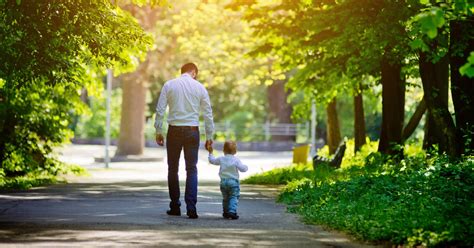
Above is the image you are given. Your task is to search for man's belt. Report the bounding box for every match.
[169,125,199,131]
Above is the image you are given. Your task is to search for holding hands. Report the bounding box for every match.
[156,133,164,146]
[205,139,213,153]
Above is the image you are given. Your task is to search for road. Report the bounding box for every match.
[0,145,375,247]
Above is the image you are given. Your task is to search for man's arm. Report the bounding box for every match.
[200,87,215,144]
[154,83,168,146]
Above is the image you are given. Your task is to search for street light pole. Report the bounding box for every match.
[105,69,112,169]
[310,100,317,157]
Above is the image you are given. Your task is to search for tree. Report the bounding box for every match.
[0,0,152,177]
[115,4,162,156]
[232,0,416,155]
[450,17,474,154]
[411,1,474,155]
[116,62,149,155]
[378,54,406,155]
[149,1,274,121]
[233,0,474,157]
[267,78,294,141]
[114,0,277,154]
[326,97,342,154]
[353,87,366,152]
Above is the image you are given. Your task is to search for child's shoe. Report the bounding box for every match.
[223,212,230,219]
[228,212,239,220]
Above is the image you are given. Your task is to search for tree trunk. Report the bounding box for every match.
[450,19,474,155]
[114,5,161,156]
[267,79,294,141]
[419,48,459,156]
[423,113,435,150]
[402,98,426,142]
[326,97,341,155]
[0,93,12,166]
[354,91,366,153]
[115,71,148,156]
[378,55,405,155]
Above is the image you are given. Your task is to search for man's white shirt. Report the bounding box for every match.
[154,73,215,140]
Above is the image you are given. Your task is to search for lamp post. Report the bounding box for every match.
[310,101,317,157]
[105,69,112,168]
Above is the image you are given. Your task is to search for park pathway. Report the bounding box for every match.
[0,145,376,247]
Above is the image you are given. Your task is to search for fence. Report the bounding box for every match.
[76,122,318,152]
[198,122,311,142]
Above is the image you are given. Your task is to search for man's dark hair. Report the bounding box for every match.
[181,63,198,74]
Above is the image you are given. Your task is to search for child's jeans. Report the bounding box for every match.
[220,178,240,214]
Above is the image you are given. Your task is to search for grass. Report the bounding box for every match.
[243,139,474,247]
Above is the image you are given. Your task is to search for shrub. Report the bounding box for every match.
[244,140,474,246]
[243,163,315,185]
[74,88,122,139]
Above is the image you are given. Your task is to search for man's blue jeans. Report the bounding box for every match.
[166,126,200,212]
[220,178,240,214]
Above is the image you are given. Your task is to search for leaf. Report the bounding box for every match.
[409,38,430,52]
[415,7,446,39]
[459,64,474,78]
[468,51,474,64]
[460,52,474,78]
[16,0,20,5]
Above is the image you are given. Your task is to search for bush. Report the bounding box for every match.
[0,0,150,190]
[244,141,474,246]
[243,163,316,185]
[74,88,122,139]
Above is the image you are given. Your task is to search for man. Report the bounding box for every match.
[155,63,214,219]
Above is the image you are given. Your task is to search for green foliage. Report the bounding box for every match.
[243,163,315,185]
[280,156,473,246]
[413,7,446,39]
[121,0,167,7]
[0,1,151,188]
[75,88,122,139]
[216,111,268,141]
[236,0,417,108]
[145,0,271,123]
[1,81,77,177]
[0,1,151,86]
[235,0,472,149]
[410,0,474,72]
[460,52,474,78]
[245,141,473,246]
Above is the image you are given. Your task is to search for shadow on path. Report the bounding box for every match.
[0,181,373,247]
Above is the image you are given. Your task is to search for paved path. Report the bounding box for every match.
[0,145,375,247]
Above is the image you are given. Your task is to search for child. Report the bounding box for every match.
[208,141,248,220]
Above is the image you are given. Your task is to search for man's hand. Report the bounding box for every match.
[156,134,164,146]
[205,139,213,152]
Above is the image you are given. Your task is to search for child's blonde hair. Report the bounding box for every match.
[223,140,237,155]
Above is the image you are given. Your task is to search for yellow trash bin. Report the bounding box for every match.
[292,144,311,164]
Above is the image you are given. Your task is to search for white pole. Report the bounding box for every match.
[310,100,317,157]
[265,120,270,141]
[105,69,112,169]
